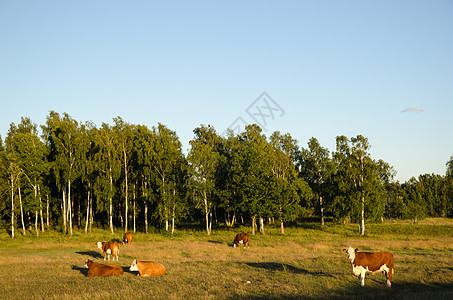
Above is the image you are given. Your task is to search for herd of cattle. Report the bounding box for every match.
[84,232,395,287]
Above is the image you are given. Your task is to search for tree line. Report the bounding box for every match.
[1,112,452,238]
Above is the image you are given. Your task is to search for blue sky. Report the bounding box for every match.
[1,0,452,182]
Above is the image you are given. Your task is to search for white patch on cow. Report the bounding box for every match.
[345,247,356,263]
[352,265,364,276]
[106,249,112,255]
[239,240,243,244]
[372,264,389,274]
[129,259,139,272]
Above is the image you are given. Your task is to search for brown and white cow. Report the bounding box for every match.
[123,232,133,245]
[129,259,166,277]
[343,247,394,287]
[96,241,119,261]
[233,233,250,248]
[84,259,124,277]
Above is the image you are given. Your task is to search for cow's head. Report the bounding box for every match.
[129,259,139,272]
[96,241,103,249]
[84,259,93,268]
[343,247,356,263]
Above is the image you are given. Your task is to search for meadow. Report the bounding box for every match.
[0,219,452,299]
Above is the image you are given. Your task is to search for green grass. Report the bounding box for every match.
[0,219,452,299]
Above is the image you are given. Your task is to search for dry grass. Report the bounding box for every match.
[0,220,452,299]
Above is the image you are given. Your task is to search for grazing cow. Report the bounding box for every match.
[123,232,133,245]
[233,233,250,248]
[96,241,119,261]
[343,247,394,287]
[84,259,124,277]
[129,259,166,277]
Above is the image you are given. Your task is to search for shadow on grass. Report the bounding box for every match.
[208,240,225,245]
[76,251,103,259]
[71,265,88,276]
[226,280,453,300]
[245,262,335,277]
[122,266,135,275]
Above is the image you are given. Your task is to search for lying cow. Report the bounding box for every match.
[129,259,166,277]
[96,241,119,261]
[123,232,133,245]
[84,259,124,277]
[343,247,394,287]
[233,233,250,248]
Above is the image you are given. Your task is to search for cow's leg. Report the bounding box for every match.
[386,268,392,287]
[359,270,366,286]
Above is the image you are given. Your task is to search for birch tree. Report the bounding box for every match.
[333,135,388,235]
[81,122,96,233]
[231,125,274,235]
[94,123,121,234]
[270,131,312,233]
[113,117,134,233]
[133,125,154,233]
[188,125,221,235]
[15,118,48,235]
[299,137,333,226]
[4,124,22,238]
[152,123,184,232]
[42,112,84,235]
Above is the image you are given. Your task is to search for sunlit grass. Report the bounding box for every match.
[0,219,452,299]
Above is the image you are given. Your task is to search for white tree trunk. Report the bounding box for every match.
[360,203,365,236]
[320,195,325,226]
[280,207,285,234]
[259,216,265,234]
[39,196,44,232]
[89,191,93,232]
[10,175,15,239]
[35,211,39,237]
[46,194,49,228]
[109,173,114,235]
[171,202,175,235]
[62,189,67,234]
[68,180,73,235]
[144,202,148,234]
[204,187,211,235]
[19,186,26,235]
[124,147,128,233]
[85,189,90,233]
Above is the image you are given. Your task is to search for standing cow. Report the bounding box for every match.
[129,259,166,276]
[84,259,124,277]
[343,247,394,287]
[233,233,250,248]
[123,232,133,245]
[96,241,119,261]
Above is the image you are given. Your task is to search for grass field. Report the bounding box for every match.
[0,219,452,299]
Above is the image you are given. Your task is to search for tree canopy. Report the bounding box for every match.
[1,112,452,238]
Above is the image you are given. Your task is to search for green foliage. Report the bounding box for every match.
[0,112,452,240]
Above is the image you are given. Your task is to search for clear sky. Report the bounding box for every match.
[1,0,452,182]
